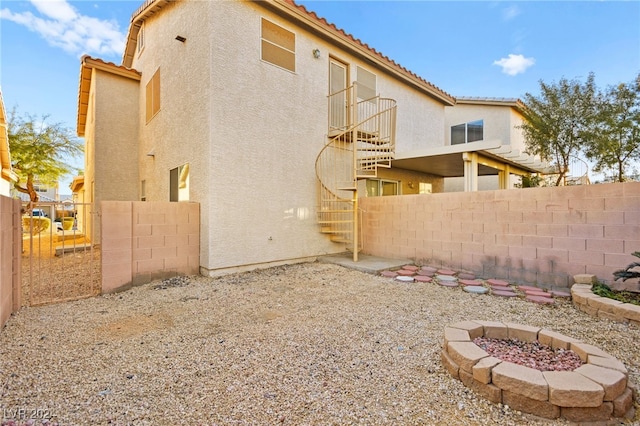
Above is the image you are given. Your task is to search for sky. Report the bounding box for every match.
[1,0,639,191]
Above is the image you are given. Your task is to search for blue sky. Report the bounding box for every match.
[1,0,639,189]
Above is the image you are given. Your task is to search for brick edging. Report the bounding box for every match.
[441,321,636,422]
[571,284,640,327]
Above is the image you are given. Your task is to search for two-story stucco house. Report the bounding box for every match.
[440,97,548,192]
[76,0,546,275]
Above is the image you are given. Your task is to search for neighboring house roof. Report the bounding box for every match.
[394,96,549,176]
[0,88,18,184]
[77,56,141,137]
[451,97,549,173]
[15,192,57,203]
[70,175,84,193]
[454,96,527,114]
[120,0,456,106]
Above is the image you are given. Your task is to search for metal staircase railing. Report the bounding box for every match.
[315,84,397,260]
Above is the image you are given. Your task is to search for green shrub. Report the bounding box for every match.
[22,216,51,234]
[613,251,640,282]
[591,281,640,306]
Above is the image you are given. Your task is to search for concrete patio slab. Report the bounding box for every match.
[318,253,412,274]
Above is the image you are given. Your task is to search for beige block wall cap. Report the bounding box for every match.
[574,274,597,285]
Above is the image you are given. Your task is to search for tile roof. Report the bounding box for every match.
[76,56,141,137]
[121,0,455,105]
[454,96,526,112]
[285,0,454,103]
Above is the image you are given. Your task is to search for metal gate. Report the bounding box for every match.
[21,201,100,306]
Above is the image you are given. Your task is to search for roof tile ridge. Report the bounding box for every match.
[82,55,141,74]
[287,0,454,100]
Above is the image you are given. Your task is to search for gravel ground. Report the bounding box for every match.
[20,234,101,306]
[1,261,638,426]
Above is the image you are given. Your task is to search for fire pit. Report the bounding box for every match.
[441,320,636,422]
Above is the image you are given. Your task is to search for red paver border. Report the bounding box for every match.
[441,321,636,422]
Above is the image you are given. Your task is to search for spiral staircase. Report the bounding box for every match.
[315,84,397,261]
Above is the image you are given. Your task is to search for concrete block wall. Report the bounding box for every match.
[101,201,200,293]
[360,182,640,288]
[0,195,21,328]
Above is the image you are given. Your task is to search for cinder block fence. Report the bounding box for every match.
[360,182,640,288]
[101,201,200,293]
[0,195,21,328]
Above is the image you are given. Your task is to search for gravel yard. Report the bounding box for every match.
[1,261,638,425]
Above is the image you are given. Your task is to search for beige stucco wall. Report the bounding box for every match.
[126,1,450,275]
[508,108,527,151]
[361,182,640,288]
[84,68,140,242]
[444,103,523,147]
[92,70,140,203]
[442,103,530,191]
[131,0,213,269]
[381,79,446,152]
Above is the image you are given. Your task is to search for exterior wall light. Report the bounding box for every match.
[175,35,186,42]
[312,48,320,59]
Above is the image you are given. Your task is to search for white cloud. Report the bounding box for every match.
[502,5,521,21]
[0,0,125,58]
[493,54,535,76]
[32,0,77,22]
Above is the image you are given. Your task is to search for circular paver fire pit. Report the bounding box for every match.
[441,321,636,422]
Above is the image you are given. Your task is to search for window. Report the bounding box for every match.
[356,66,376,101]
[261,18,295,72]
[137,24,145,53]
[451,119,483,145]
[419,183,432,194]
[141,180,146,201]
[366,179,399,197]
[170,163,189,202]
[145,68,160,122]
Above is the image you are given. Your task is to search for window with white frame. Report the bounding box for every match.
[451,119,483,145]
[419,182,432,194]
[366,179,399,197]
[261,18,295,72]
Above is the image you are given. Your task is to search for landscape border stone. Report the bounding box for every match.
[441,320,636,422]
[571,280,640,327]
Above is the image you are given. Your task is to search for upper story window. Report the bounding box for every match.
[145,68,161,123]
[451,119,483,145]
[261,18,295,72]
[356,66,376,101]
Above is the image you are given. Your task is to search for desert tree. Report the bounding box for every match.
[7,109,83,206]
[519,73,597,186]
[583,74,640,182]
